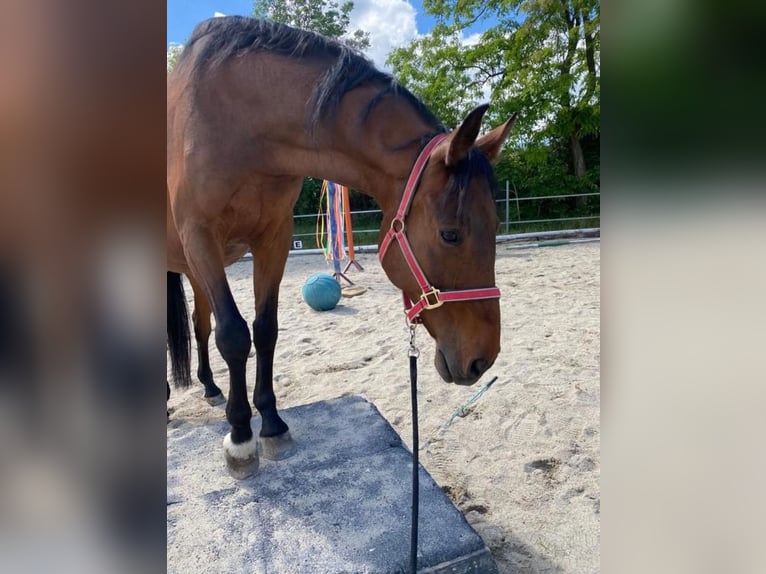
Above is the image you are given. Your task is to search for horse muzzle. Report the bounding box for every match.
[435,346,494,386]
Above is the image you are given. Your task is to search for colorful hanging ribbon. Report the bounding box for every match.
[316,181,347,272]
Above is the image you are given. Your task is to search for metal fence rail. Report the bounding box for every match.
[287,188,599,255]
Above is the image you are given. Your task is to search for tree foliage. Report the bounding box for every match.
[388,0,600,199]
[253,0,370,50]
[167,43,183,74]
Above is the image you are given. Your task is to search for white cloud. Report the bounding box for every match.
[348,0,420,70]
[461,32,483,47]
[214,12,226,18]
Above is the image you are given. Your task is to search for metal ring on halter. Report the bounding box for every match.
[390,218,405,233]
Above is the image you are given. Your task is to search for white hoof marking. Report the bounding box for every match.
[223,433,257,460]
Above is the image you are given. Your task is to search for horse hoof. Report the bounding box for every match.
[204,393,226,406]
[260,431,296,461]
[223,434,259,479]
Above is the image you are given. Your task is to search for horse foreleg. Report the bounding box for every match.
[252,292,296,460]
[250,225,296,460]
[183,228,257,479]
[189,275,225,405]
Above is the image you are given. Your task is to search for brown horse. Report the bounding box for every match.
[167,16,516,478]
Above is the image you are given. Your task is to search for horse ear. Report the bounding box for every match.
[475,112,518,164]
[445,104,490,167]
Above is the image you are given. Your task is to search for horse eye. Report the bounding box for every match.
[440,230,461,244]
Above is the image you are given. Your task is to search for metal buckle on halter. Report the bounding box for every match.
[420,288,443,310]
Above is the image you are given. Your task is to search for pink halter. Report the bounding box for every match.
[378,134,501,323]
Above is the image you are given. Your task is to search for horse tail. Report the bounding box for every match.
[167,271,192,388]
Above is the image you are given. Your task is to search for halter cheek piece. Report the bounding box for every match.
[378,133,501,323]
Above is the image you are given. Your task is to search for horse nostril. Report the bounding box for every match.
[469,358,489,379]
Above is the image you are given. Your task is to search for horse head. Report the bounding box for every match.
[380,105,516,385]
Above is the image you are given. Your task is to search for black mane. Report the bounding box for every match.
[179,16,445,134]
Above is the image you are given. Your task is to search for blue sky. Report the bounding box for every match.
[167,0,493,69]
[167,0,438,45]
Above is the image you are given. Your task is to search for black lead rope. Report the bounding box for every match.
[408,324,420,574]
[409,353,419,574]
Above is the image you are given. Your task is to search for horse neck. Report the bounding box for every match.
[306,89,440,215]
[220,56,438,213]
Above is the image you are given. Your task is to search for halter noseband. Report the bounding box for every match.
[378,133,501,324]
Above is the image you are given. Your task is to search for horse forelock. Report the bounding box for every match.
[442,147,498,223]
[179,16,444,135]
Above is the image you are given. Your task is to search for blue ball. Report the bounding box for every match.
[302,273,341,311]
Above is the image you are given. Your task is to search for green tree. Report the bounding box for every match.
[388,0,599,182]
[253,0,370,50]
